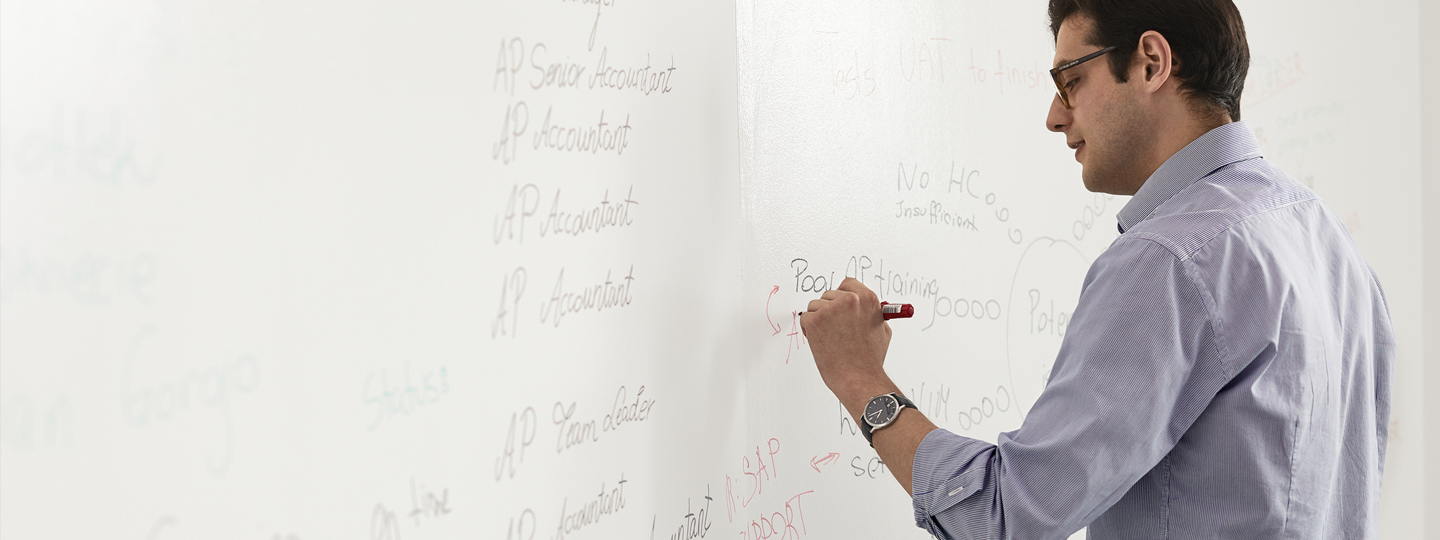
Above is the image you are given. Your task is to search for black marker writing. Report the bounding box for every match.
[495,407,538,481]
[509,509,538,540]
[552,473,628,540]
[494,184,542,245]
[531,107,631,156]
[493,267,528,338]
[955,386,1012,431]
[540,186,638,238]
[530,43,587,91]
[495,38,525,95]
[408,477,451,526]
[653,485,713,540]
[371,504,401,540]
[602,385,655,431]
[1028,289,1070,337]
[790,258,833,293]
[554,401,600,453]
[557,0,615,51]
[539,265,635,329]
[493,101,529,164]
[553,385,655,454]
[851,456,888,479]
[590,49,677,95]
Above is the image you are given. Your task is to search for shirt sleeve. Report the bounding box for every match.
[911,238,1231,540]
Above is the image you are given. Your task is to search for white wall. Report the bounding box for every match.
[0,1,1430,537]
[1422,0,1440,537]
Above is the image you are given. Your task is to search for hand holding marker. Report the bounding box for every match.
[798,301,914,319]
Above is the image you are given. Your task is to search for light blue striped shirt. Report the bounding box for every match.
[911,122,1395,539]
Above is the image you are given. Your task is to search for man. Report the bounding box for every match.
[799,0,1395,538]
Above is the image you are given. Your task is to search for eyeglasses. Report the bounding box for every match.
[1050,46,1118,109]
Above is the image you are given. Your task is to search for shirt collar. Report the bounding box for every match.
[1115,121,1264,233]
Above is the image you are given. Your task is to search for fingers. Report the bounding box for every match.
[806,298,826,313]
[837,277,879,304]
[803,278,882,323]
[801,283,891,338]
[810,293,860,315]
[806,283,878,315]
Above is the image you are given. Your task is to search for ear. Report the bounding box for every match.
[1135,30,1173,94]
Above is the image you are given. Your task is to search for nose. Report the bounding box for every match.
[1046,93,1070,133]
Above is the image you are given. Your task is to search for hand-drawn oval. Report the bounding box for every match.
[1005,237,1090,417]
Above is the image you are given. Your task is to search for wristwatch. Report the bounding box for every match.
[860,392,916,446]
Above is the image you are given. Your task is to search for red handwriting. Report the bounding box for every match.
[725,438,782,522]
[898,37,950,83]
[809,453,840,473]
[1243,53,1303,108]
[785,312,807,364]
[766,284,806,364]
[766,286,783,335]
[740,491,815,540]
[817,31,877,100]
[833,49,876,99]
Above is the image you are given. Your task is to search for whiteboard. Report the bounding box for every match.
[0,0,1423,538]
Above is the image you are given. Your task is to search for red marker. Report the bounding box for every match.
[881,302,914,320]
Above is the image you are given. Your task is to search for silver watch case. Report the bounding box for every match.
[863,393,903,431]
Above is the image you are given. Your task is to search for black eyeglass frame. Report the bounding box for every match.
[1050,46,1119,109]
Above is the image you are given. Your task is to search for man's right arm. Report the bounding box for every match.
[910,239,1230,539]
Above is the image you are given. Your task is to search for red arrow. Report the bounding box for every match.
[766,285,784,335]
[810,452,841,473]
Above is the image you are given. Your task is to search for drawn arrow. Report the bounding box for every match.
[810,452,841,473]
[766,285,784,335]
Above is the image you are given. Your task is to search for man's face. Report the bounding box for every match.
[1046,15,1150,195]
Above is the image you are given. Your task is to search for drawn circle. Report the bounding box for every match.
[1005,238,1090,417]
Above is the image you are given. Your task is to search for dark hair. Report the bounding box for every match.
[1048,0,1249,121]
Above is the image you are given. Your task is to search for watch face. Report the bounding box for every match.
[864,395,899,427]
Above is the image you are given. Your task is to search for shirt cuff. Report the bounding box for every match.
[912,428,996,535]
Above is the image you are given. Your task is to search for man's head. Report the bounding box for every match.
[1045,0,1249,195]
